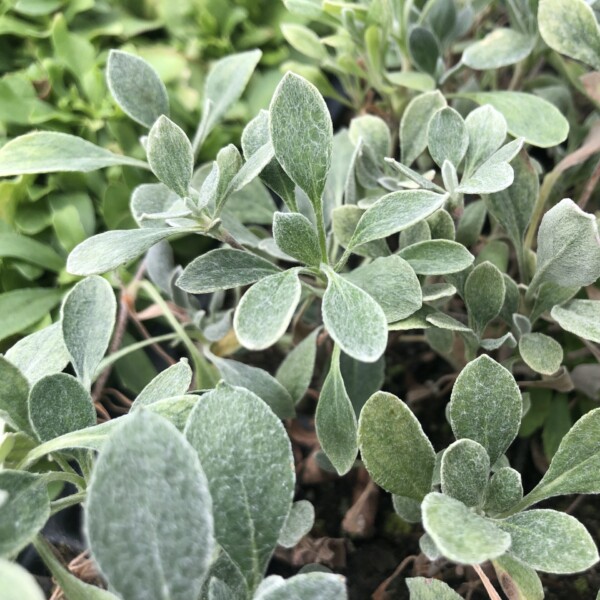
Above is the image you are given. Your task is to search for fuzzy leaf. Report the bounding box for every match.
[401,91,447,166]
[485,468,523,516]
[5,323,70,385]
[106,50,169,127]
[349,190,448,249]
[399,240,474,275]
[270,72,332,205]
[0,132,147,177]
[484,151,538,252]
[530,282,578,323]
[463,29,535,70]
[185,384,295,591]
[441,439,489,507]
[457,92,569,148]
[522,408,600,506]
[68,228,180,276]
[86,411,214,600]
[147,115,193,198]
[427,107,468,169]
[498,510,599,574]
[0,356,31,433]
[358,392,435,500]
[322,266,388,362]
[273,212,322,266]
[519,333,563,375]
[254,573,347,600]
[28,374,95,441]
[315,346,358,475]
[464,105,508,175]
[197,50,262,146]
[465,262,505,337]
[538,0,600,69]
[551,299,600,343]
[177,248,279,294]
[532,199,600,289]
[234,269,301,350]
[0,288,62,342]
[492,555,544,600]
[423,492,510,564]
[62,276,116,389]
[406,577,463,599]
[132,359,192,409]
[278,500,315,548]
[332,205,390,258]
[0,471,49,557]
[345,255,422,323]
[276,329,319,403]
[0,558,45,600]
[449,355,522,464]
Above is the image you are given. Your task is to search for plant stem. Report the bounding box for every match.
[44,471,86,492]
[313,199,329,265]
[50,491,86,516]
[140,281,216,389]
[473,564,502,600]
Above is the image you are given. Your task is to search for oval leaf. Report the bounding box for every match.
[399,240,474,275]
[273,212,322,266]
[441,439,489,507]
[519,332,563,375]
[552,299,600,343]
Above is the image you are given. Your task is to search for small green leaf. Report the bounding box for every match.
[28,374,95,441]
[315,346,358,475]
[0,232,64,272]
[349,190,448,249]
[492,554,544,600]
[234,269,301,350]
[0,132,147,177]
[538,0,600,69]
[0,558,45,600]
[427,107,468,169]
[532,199,600,289]
[68,228,180,276]
[457,92,569,148]
[463,105,508,176]
[345,255,422,323]
[0,288,62,342]
[254,573,347,599]
[106,50,169,128]
[276,328,319,403]
[358,392,435,501]
[147,115,193,198]
[552,299,600,343]
[62,276,116,389]
[406,577,463,599]
[332,205,390,258]
[393,495,422,523]
[409,27,440,76]
[185,383,295,592]
[498,510,599,574]
[465,262,505,337]
[399,240,474,275]
[401,90,447,166]
[340,353,385,415]
[132,359,192,409]
[197,50,262,147]
[5,322,70,385]
[441,439,489,507]
[87,411,214,600]
[423,492,510,564]
[270,72,332,205]
[0,356,31,433]
[462,29,535,70]
[278,500,315,548]
[0,470,49,557]
[208,353,295,419]
[282,23,327,60]
[484,468,523,516]
[449,355,522,464]
[273,212,322,266]
[522,408,600,506]
[484,150,538,255]
[519,333,563,375]
[322,266,388,363]
[177,248,280,294]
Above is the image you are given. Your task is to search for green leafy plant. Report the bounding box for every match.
[3,0,600,598]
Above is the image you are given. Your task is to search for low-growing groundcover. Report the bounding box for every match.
[3,0,600,598]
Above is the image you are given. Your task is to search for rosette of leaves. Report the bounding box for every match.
[358,355,600,597]
[0,273,344,598]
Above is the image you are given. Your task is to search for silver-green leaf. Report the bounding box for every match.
[441,439,489,507]
[465,262,505,337]
[399,240,474,276]
[273,212,322,266]
[519,332,563,375]
[551,300,600,343]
